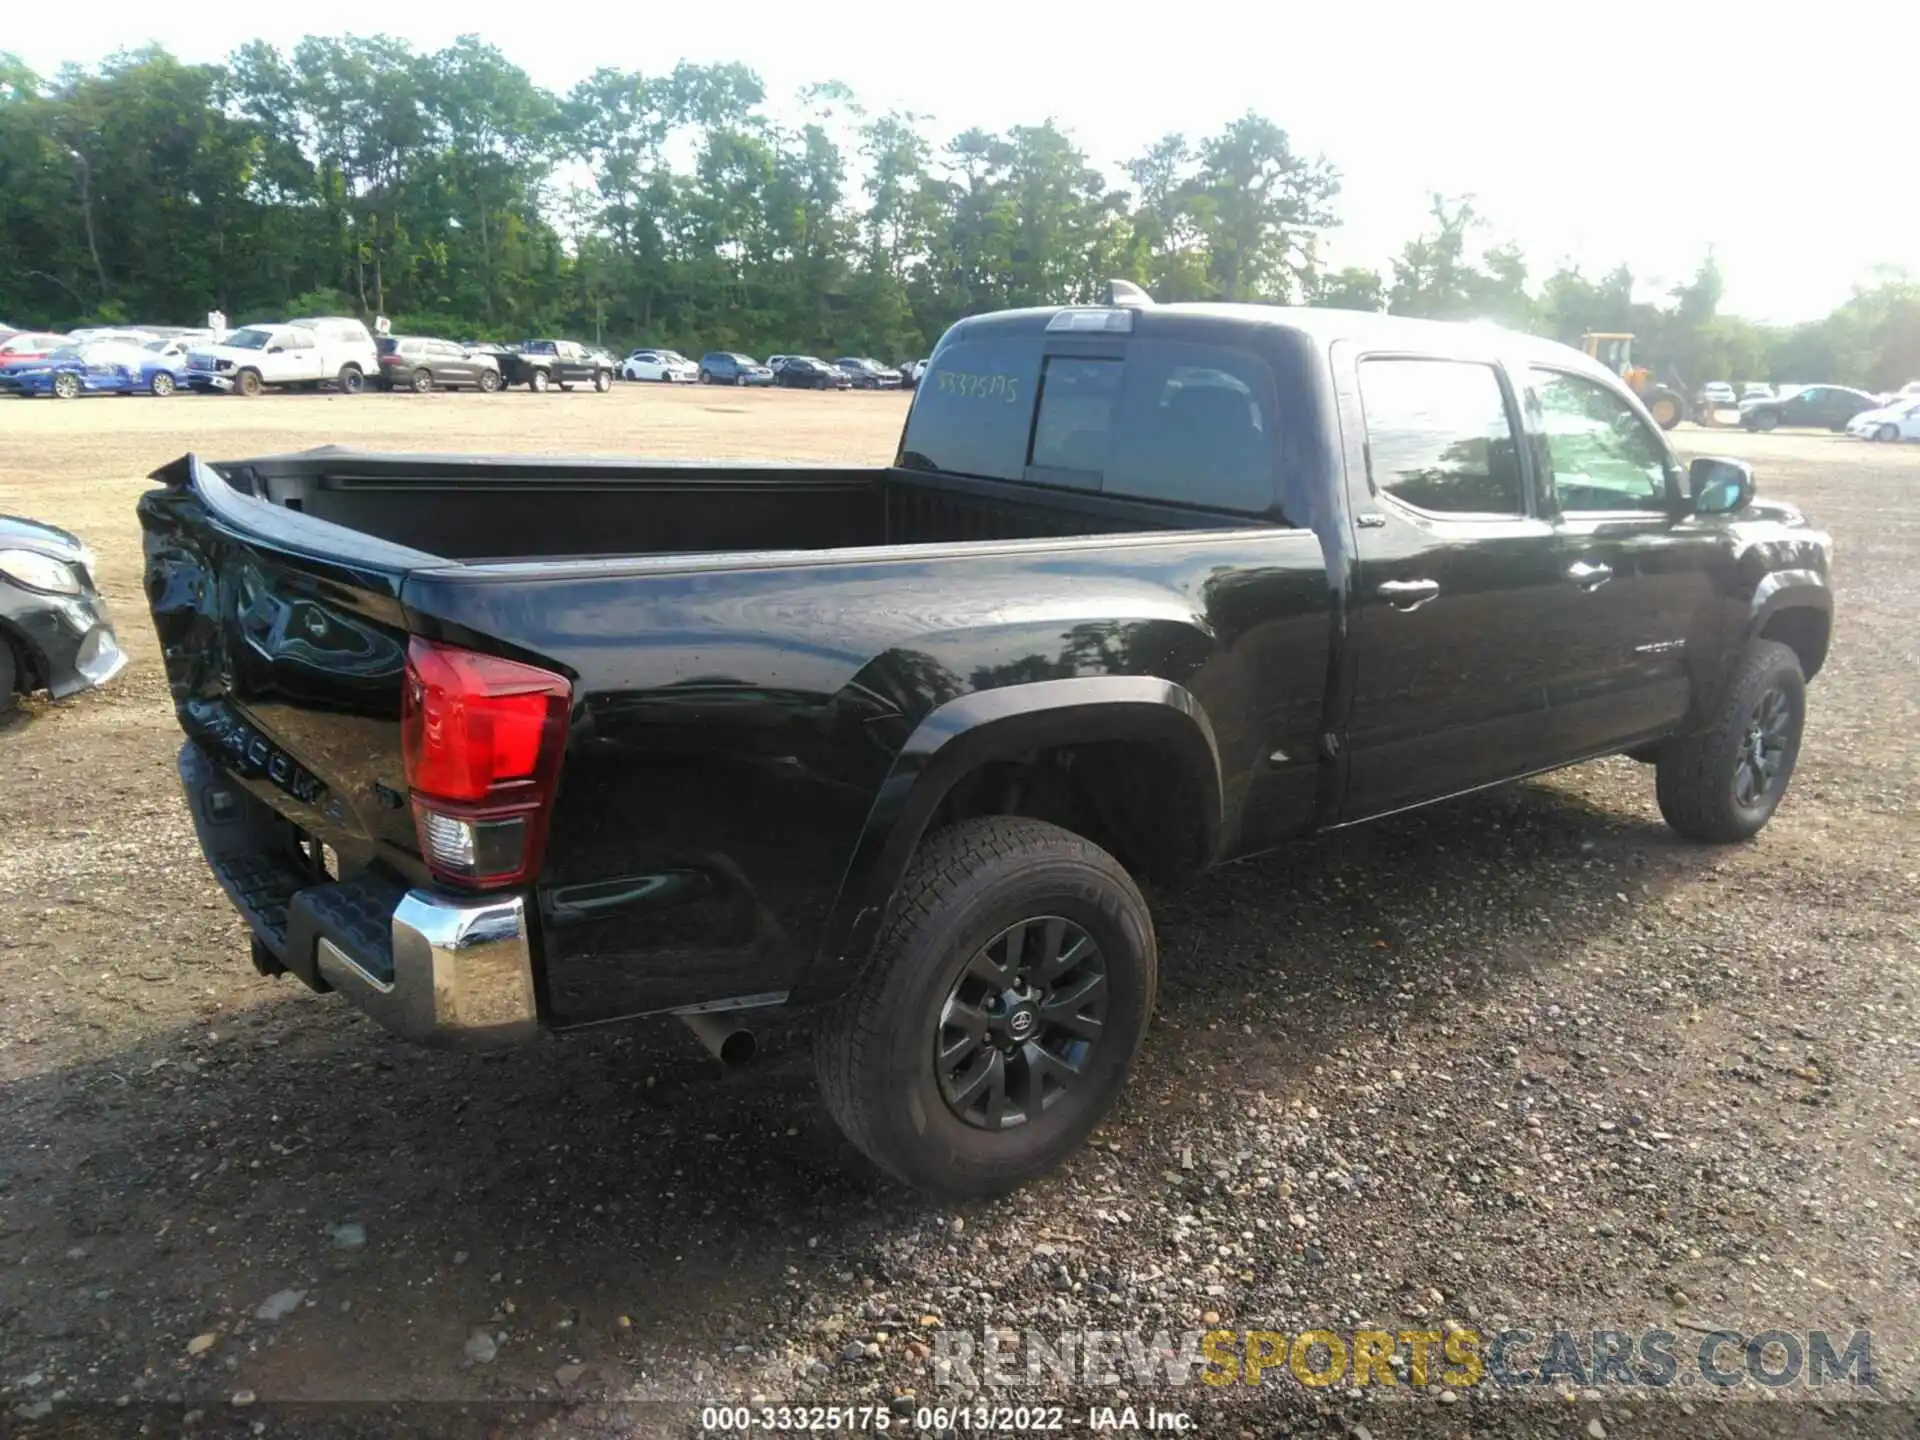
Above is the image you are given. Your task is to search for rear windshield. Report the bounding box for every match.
[902,335,1287,516]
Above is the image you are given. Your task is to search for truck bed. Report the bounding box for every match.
[212,448,1251,564]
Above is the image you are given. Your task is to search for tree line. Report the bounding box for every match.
[2,38,1915,389]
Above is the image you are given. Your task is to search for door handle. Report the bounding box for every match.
[1566,560,1613,590]
[1377,579,1441,611]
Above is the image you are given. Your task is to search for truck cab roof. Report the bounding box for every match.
[945,300,1610,377]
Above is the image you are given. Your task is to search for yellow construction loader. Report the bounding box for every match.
[1581,332,1686,430]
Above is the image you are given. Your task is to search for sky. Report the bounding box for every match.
[7,1,1912,324]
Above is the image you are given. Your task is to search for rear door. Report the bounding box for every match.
[430,339,477,386]
[1333,347,1567,820]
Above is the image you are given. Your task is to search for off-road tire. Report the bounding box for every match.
[336,365,365,395]
[813,817,1156,1197]
[234,369,263,397]
[1656,640,1806,842]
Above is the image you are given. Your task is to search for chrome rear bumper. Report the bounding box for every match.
[316,890,538,1045]
[177,741,539,1047]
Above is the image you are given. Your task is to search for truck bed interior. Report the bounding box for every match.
[213,450,1255,564]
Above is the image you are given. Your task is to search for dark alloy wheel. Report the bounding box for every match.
[935,917,1109,1131]
[1732,685,1793,811]
[814,816,1155,1197]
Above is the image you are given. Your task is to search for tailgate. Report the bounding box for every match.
[139,454,438,881]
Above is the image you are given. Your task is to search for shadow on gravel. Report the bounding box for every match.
[0,770,1723,1408]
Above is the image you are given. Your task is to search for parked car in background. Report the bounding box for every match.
[0,340,185,399]
[833,356,902,389]
[1739,384,1879,432]
[1740,382,1774,402]
[375,336,502,393]
[138,339,194,396]
[900,359,928,389]
[698,352,775,386]
[773,356,852,390]
[1698,381,1736,406]
[186,318,378,396]
[0,332,66,367]
[620,349,698,383]
[766,355,796,373]
[496,339,614,393]
[1845,398,1920,443]
[1,514,125,709]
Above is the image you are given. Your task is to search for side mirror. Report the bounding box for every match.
[267,345,284,354]
[1688,456,1755,515]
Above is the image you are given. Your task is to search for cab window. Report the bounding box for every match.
[1357,358,1525,517]
[1528,369,1670,512]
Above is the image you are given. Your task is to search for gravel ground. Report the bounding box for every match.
[1,392,1916,1440]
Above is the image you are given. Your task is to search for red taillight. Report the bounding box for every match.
[378,355,404,366]
[401,637,571,890]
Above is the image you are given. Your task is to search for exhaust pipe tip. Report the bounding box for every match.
[680,1010,757,1067]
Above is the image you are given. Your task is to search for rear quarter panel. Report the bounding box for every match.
[405,528,1331,1027]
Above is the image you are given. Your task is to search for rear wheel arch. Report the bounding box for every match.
[799,677,1221,1003]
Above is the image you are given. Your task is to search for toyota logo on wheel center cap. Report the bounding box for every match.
[1008,1009,1036,1038]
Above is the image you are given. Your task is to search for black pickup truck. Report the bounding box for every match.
[485,339,615,393]
[138,298,1833,1196]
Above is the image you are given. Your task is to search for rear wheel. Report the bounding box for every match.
[234,369,263,398]
[410,368,433,394]
[814,817,1156,1197]
[1656,640,1806,843]
[336,365,365,395]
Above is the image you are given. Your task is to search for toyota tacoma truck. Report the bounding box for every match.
[138,296,1833,1197]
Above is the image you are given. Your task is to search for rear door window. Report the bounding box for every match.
[1357,358,1525,517]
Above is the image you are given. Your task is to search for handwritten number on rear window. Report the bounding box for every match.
[938,370,1020,404]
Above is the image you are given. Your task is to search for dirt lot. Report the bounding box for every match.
[1,389,1917,1440]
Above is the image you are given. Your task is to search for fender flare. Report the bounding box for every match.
[1745,568,1832,673]
[793,676,1222,1003]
